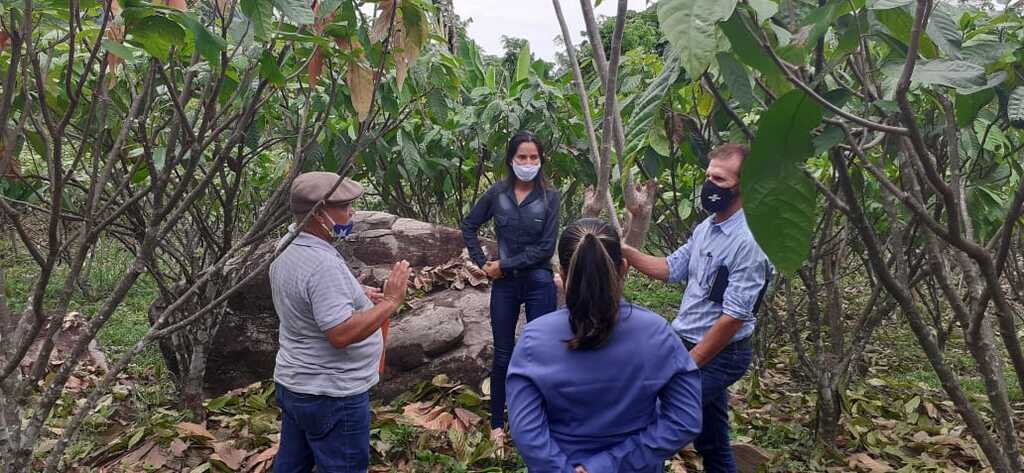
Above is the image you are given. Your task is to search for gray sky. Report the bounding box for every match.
[453,1,641,61]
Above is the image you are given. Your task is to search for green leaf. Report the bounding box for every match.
[657,0,738,77]
[128,15,185,62]
[743,90,823,276]
[102,39,137,60]
[961,41,1016,67]
[514,43,531,84]
[648,117,671,157]
[909,60,986,92]
[924,4,962,59]
[717,52,754,111]
[625,51,680,157]
[1006,87,1024,128]
[955,88,994,128]
[867,0,912,9]
[241,0,274,41]
[747,0,777,23]
[813,125,845,156]
[875,7,939,58]
[428,88,449,121]
[720,13,781,77]
[273,0,314,25]
[171,12,226,65]
[258,51,285,87]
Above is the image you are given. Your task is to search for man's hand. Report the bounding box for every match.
[362,285,385,304]
[483,260,503,280]
[553,272,564,295]
[574,466,588,473]
[382,260,411,307]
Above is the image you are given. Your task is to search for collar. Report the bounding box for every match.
[284,223,339,253]
[503,182,544,206]
[710,209,745,236]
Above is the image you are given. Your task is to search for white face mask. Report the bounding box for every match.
[513,163,541,182]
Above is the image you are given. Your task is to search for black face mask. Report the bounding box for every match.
[700,180,738,213]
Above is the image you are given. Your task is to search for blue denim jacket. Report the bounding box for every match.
[461,182,561,273]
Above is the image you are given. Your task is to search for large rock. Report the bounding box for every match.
[157,211,497,401]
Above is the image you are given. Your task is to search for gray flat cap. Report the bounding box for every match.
[289,172,364,214]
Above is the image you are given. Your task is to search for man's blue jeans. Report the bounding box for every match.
[273,383,371,473]
[489,268,557,429]
[686,338,753,473]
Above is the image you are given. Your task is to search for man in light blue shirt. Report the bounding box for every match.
[623,144,771,473]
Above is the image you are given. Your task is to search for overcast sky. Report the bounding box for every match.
[452,1,642,61]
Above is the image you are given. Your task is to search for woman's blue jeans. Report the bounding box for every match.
[489,268,557,429]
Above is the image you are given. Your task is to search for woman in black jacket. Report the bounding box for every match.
[461,132,561,447]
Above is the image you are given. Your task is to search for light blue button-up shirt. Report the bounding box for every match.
[666,210,772,344]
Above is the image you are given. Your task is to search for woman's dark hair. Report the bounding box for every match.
[558,218,624,350]
[504,131,549,188]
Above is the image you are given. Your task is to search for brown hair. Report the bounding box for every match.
[709,143,750,163]
[557,218,624,350]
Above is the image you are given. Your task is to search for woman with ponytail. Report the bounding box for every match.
[506,218,702,473]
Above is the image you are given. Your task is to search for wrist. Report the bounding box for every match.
[379,298,401,313]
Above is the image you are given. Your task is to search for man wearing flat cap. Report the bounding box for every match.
[271,171,410,473]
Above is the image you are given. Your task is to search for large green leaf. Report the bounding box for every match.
[955,88,994,128]
[910,60,986,92]
[743,90,823,276]
[273,0,314,25]
[747,0,777,23]
[924,4,962,59]
[241,0,274,41]
[867,0,912,9]
[514,43,531,84]
[625,51,680,157]
[719,13,781,77]
[128,15,185,62]
[875,7,939,58]
[258,51,285,87]
[1008,87,1024,129]
[171,12,226,65]
[657,0,738,77]
[716,52,754,111]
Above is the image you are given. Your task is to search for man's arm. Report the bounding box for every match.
[620,244,670,282]
[324,261,410,349]
[688,314,743,367]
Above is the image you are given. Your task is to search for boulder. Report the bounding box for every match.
[156,211,498,401]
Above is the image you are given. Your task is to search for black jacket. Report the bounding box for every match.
[461,182,561,273]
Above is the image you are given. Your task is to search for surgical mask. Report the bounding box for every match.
[321,212,354,239]
[513,163,540,182]
[700,180,738,214]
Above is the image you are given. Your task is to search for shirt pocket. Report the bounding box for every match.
[495,214,517,234]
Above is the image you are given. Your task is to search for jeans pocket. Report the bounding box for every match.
[290,396,346,440]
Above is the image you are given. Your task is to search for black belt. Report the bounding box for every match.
[683,336,752,352]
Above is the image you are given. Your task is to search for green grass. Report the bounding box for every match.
[623,273,682,320]
[1,238,166,374]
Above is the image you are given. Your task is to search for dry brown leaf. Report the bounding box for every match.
[423,412,454,432]
[848,453,893,473]
[369,0,397,43]
[453,408,481,428]
[670,459,688,473]
[245,444,279,472]
[169,439,188,457]
[212,441,248,470]
[176,422,215,441]
[308,47,324,88]
[336,38,374,122]
[120,440,156,467]
[141,447,169,470]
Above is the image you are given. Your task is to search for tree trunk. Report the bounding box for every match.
[814,373,842,449]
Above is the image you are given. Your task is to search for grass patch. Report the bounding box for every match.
[1,238,166,374]
[623,273,682,320]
